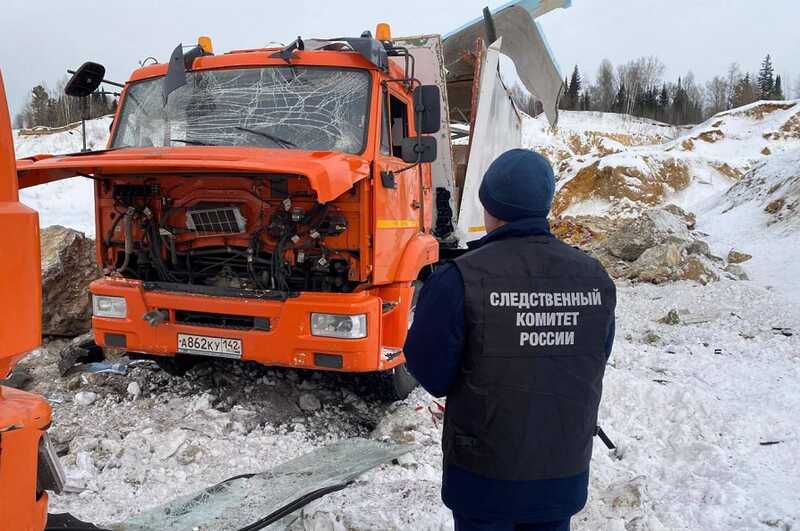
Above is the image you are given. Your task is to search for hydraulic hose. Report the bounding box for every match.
[118,208,135,274]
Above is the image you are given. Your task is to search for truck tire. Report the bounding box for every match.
[154,355,196,377]
[374,363,418,401]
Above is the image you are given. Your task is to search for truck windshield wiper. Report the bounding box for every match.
[170,138,217,146]
[235,126,297,149]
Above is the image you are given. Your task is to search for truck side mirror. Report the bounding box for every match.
[400,136,437,164]
[65,62,106,98]
[413,85,441,134]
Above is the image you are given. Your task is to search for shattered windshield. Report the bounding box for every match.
[112,66,371,154]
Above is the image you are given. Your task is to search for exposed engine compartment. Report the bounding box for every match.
[97,174,362,294]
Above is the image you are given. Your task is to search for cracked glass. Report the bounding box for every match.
[112,66,371,154]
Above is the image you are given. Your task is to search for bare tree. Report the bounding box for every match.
[616,57,665,114]
[726,63,743,108]
[593,59,616,112]
[705,76,729,116]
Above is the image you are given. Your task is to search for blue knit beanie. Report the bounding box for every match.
[478,149,555,221]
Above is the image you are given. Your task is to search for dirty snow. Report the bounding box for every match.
[9,108,800,530]
[17,279,798,530]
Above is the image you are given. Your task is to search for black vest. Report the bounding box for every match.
[447,234,616,481]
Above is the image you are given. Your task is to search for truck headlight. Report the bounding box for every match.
[311,313,367,339]
[92,295,127,318]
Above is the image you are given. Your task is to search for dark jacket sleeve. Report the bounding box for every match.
[403,264,465,397]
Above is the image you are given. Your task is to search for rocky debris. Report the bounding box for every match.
[578,205,731,285]
[74,391,98,406]
[552,206,738,285]
[604,207,692,262]
[659,310,681,325]
[298,392,322,412]
[724,264,750,281]
[727,249,753,264]
[127,381,141,398]
[40,226,102,337]
[601,476,648,509]
[57,331,103,375]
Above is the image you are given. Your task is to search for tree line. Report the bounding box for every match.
[14,76,115,129]
[559,54,791,125]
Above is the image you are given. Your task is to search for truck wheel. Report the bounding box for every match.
[375,363,418,401]
[154,355,196,377]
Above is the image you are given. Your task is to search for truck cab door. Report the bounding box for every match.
[371,89,427,284]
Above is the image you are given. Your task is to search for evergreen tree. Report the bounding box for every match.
[656,84,669,121]
[671,77,690,125]
[771,75,785,100]
[559,76,570,110]
[757,54,775,100]
[580,91,591,111]
[567,65,582,110]
[613,82,627,114]
[733,73,756,107]
[30,85,51,126]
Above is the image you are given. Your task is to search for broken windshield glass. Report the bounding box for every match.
[112,66,371,154]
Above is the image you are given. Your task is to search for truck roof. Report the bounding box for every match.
[128,47,404,84]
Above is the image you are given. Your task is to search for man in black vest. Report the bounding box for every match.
[404,149,616,531]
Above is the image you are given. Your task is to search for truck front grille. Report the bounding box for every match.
[175,310,269,331]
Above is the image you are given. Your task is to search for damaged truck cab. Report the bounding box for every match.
[19,33,442,398]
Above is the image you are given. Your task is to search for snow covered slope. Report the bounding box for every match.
[698,149,800,297]
[14,117,111,236]
[530,101,800,218]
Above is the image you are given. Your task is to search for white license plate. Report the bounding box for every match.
[177,333,242,359]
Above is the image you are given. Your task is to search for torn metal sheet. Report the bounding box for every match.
[456,39,522,244]
[111,439,413,531]
[443,0,570,126]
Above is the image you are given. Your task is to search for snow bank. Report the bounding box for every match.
[698,149,800,298]
[14,117,111,236]
[536,101,800,218]
[31,280,799,530]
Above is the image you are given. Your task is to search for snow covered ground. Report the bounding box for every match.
[22,280,798,530]
[14,117,111,236]
[10,110,800,529]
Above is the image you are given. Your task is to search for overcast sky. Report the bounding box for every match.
[1,0,798,114]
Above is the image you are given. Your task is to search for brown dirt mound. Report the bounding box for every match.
[721,102,797,121]
[712,163,743,180]
[780,113,800,138]
[743,102,796,120]
[696,130,725,143]
[552,157,690,216]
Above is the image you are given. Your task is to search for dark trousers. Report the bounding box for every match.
[453,514,571,531]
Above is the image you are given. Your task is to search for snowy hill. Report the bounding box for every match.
[15,117,112,236]
[698,149,800,297]
[530,101,800,218]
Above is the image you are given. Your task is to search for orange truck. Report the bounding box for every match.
[2,4,568,528]
[13,7,567,402]
[0,71,65,531]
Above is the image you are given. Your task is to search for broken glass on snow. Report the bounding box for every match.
[112,66,370,154]
[111,439,414,531]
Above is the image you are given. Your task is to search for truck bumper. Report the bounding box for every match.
[90,277,403,373]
